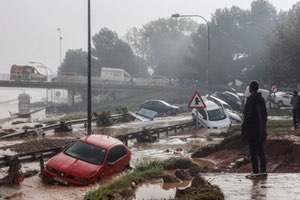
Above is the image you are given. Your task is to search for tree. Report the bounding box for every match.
[270,2,300,85]
[187,1,278,85]
[92,28,140,76]
[59,49,100,76]
[59,49,87,75]
[125,18,198,78]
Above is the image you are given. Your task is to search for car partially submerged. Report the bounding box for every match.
[208,95,242,124]
[192,99,231,129]
[139,100,180,116]
[43,135,131,186]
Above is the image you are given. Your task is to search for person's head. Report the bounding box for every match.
[249,80,259,93]
[293,91,298,96]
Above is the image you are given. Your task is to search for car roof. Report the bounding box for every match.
[201,98,221,110]
[143,99,168,104]
[223,91,241,99]
[80,135,123,149]
[209,95,230,106]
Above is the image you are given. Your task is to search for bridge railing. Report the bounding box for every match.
[0,73,57,82]
[0,73,173,87]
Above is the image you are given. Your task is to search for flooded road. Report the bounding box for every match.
[1,113,299,199]
[203,173,300,200]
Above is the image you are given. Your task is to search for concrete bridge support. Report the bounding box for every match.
[67,90,75,106]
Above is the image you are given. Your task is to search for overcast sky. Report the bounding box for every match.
[0,0,298,74]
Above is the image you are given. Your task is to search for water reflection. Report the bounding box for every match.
[251,179,267,200]
[134,179,191,200]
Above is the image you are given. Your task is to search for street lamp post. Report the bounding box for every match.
[29,61,54,103]
[171,13,211,94]
[87,0,92,135]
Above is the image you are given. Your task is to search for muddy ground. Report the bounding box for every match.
[193,134,300,173]
[1,114,300,199]
[3,133,300,174]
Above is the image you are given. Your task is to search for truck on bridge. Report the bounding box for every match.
[10,65,47,82]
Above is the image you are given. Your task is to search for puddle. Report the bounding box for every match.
[204,173,300,200]
[134,179,191,200]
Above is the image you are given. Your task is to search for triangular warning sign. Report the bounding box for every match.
[188,91,206,108]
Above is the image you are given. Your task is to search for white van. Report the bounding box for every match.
[100,67,135,83]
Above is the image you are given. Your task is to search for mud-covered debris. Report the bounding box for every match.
[188,166,201,177]
[116,107,135,123]
[11,121,26,125]
[163,174,181,183]
[54,121,72,132]
[174,169,192,181]
[93,112,113,127]
[2,129,15,134]
[136,128,157,143]
[164,157,197,170]
[0,156,24,185]
[0,138,75,154]
[190,174,208,188]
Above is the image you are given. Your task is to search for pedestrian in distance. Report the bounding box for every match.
[290,91,299,129]
[242,80,268,179]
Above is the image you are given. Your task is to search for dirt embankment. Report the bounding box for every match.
[192,134,300,173]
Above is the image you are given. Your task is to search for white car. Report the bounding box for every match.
[192,99,231,129]
[273,92,292,107]
[208,95,242,124]
[150,75,170,86]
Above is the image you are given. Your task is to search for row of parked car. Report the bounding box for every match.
[137,90,244,129]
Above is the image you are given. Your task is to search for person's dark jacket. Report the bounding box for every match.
[242,91,267,141]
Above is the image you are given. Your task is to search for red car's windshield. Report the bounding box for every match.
[64,141,106,165]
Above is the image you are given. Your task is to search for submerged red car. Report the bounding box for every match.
[43,135,131,186]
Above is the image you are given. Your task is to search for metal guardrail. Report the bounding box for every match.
[0,114,122,140]
[0,147,62,168]
[0,73,173,87]
[0,120,195,168]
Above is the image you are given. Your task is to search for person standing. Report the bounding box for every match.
[290,91,299,129]
[242,80,268,179]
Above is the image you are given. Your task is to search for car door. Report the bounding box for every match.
[104,145,129,176]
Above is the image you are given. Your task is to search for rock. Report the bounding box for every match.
[130,181,137,189]
[164,158,196,170]
[191,174,207,188]
[175,148,183,152]
[175,169,192,181]
[175,187,192,198]
[163,174,181,183]
[188,166,201,177]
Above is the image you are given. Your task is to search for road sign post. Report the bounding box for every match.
[188,91,206,130]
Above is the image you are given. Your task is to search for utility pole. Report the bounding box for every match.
[87,0,92,135]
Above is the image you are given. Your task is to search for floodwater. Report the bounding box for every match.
[133,179,191,200]
[203,173,300,200]
[1,114,299,199]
